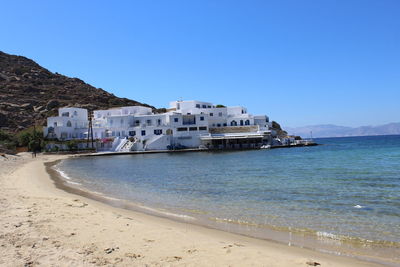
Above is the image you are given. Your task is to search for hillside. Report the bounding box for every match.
[285,123,400,138]
[0,51,154,132]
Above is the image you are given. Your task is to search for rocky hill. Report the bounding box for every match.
[0,51,155,132]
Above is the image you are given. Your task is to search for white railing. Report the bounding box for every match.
[114,138,129,151]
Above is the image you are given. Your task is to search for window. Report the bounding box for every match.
[199,126,207,131]
[135,120,140,126]
[177,103,180,110]
[141,130,146,136]
[210,113,213,117]
[207,105,211,108]
[240,120,244,126]
[196,104,201,108]
[200,116,204,121]
[146,119,152,125]
[223,123,227,126]
[154,129,162,135]
[245,120,250,125]
[177,127,188,131]
[242,110,244,114]
[217,124,221,127]
[182,115,196,125]
[129,131,136,136]
[174,118,179,122]
[73,111,78,116]
[53,122,57,127]
[202,104,207,108]
[189,127,197,131]
[218,112,222,117]
[62,112,69,117]
[231,120,237,126]
[157,119,161,126]
[66,121,72,127]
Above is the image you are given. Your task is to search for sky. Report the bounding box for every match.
[1,0,399,127]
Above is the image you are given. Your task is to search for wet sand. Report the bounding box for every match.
[0,153,387,266]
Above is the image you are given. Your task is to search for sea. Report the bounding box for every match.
[54,135,400,265]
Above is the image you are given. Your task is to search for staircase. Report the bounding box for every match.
[114,137,138,152]
[118,139,136,152]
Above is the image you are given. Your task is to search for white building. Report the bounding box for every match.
[44,100,273,151]
[44,107,88,140]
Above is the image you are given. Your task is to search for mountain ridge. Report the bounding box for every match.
[285,123,400,138]
[0,51,155,132]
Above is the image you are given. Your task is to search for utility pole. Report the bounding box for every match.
[90,116,94,148]
[86,111,94,149]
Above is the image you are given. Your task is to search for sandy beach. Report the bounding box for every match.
[0,153,386,266]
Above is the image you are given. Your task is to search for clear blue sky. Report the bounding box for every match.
[1,0,399,127]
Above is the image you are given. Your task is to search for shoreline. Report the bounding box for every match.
[50,157,400,266]
[0,154,394,266]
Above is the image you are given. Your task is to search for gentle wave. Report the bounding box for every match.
[54,164,82,186]
[210,216,400,249]
[138,204,196,220]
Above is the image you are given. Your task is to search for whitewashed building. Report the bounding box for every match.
[44,100,273,151]
[44,107,88,140]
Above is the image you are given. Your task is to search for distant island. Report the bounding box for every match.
[286,123,400,138]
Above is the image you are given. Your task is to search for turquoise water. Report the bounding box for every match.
[56,135,400,262]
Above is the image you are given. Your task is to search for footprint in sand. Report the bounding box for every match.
[164,256,182,262]
[306,261,321,266]
[186,249,198,254]
[125,252,143,259]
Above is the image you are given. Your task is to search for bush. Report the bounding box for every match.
[16,127,44,151]
[18,131,32,147]
[66,140,78,150]
[0,130,17,153]
[216,104,226,108]
[0,130,14,142]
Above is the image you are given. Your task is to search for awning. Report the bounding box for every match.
[200,134,264,141]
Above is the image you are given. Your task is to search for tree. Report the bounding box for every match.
[216,104,226,108]
[16,127,44,151]
[18,131,32,147]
